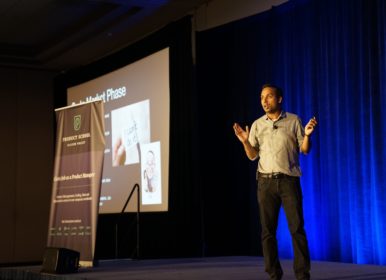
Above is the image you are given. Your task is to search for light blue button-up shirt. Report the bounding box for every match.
[248,111,305,177]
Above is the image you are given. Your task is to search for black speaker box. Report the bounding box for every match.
[42,247,80,274]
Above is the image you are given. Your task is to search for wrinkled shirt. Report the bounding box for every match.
[248,111,305,177]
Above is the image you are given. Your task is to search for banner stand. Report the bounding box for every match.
[115,183,141,259]
[47,100,105,268]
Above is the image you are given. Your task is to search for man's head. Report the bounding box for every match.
[260,84,283,114]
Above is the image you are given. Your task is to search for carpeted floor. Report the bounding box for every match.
[1,256,386,280]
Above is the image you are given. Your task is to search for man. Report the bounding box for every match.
[233,84,317,280]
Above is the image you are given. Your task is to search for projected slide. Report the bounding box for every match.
[141,142,162,205]
[67,48,169,213]
[111,100,150,166]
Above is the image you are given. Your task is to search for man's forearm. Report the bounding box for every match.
[301,135,311,154]
[242,140,258,160]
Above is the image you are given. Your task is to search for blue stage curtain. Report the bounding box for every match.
[197,0,386,264]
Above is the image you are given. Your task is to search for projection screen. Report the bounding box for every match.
[67,48,169,213]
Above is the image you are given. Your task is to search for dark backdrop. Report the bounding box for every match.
[196,0,386,265]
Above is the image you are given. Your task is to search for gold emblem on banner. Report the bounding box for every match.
[74,115,82,131]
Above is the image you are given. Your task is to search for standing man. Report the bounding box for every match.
[233,84,317,280]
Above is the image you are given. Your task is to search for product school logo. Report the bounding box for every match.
[74,115,82,131]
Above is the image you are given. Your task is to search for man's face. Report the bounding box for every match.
[260,87,282,114]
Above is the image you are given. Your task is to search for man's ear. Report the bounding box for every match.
[278,97,283,103]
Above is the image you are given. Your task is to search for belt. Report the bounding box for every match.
[258,172,289,179]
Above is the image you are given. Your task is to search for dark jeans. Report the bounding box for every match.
[257,176,311,280]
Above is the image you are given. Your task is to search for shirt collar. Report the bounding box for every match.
[265,110,287,121]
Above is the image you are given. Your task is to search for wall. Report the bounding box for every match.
[194,0,288,31]
[0,67,56,263]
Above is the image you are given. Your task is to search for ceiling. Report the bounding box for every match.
[0,0,207,71]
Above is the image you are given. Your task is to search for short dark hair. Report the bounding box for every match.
[261,84,283,98]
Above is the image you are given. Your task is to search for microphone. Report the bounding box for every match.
[273,124,278,130]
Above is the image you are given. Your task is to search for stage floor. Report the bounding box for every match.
[1,256,386,280]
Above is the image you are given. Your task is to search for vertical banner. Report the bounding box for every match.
[47,100,105,267]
